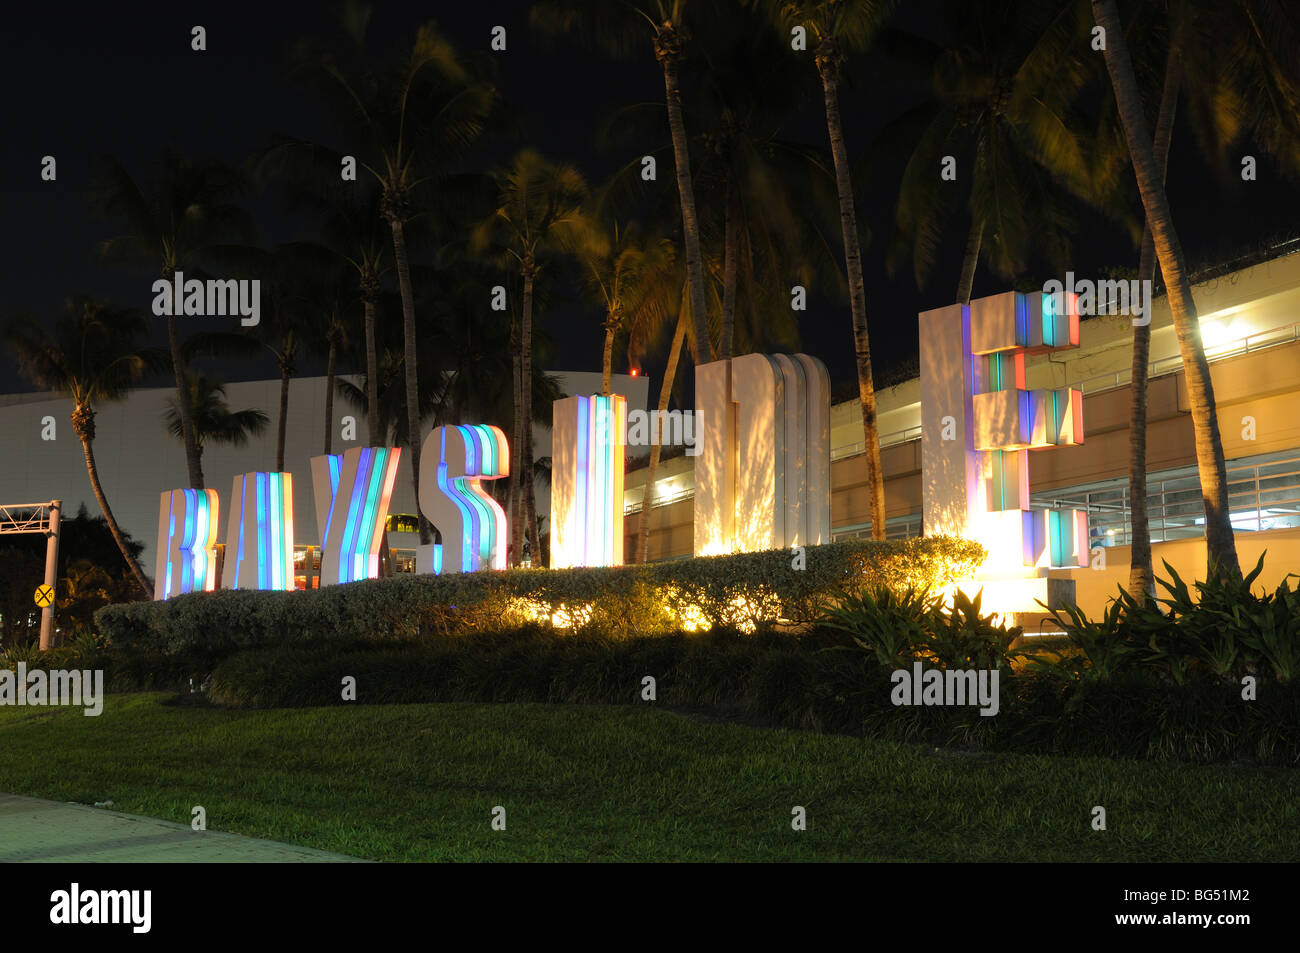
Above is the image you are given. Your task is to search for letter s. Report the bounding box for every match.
[418,425,509,573]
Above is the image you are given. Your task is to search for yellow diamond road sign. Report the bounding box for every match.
[34,584,54,608]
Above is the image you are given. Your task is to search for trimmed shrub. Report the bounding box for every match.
[202,624,1300,766]
[95,537,984,656]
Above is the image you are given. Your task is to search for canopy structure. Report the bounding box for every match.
[0,500,61,649]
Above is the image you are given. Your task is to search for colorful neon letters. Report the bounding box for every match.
[416,425,509,574]
[919,290,1089,583]
[551,394,627,568]
[154,488,220,600]
[310,447,402,585]
[694,354,831,556]
[222,471,295,591]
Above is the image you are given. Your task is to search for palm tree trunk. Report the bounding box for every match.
[74,410,151,598]
[510,348,523,565]
[363,296,380,445]
[658,44,712,365]
[818,49,887,540]
[324,328,337,455]
[166,309,203,489]
[514,265,536,567]
[524,424,538,563]
[720,177,740,360]
[956,216,983,305]
[276,355,291,473]
[389,218,430,546]
[1128,46,1181,603]
[636,297,689,563]
[1093,0,1240,582]
[601,317,616,397]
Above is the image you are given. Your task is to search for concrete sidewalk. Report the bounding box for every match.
[0,794,369,862]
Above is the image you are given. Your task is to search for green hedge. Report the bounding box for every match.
[203,627,1300,766]
[94,537,983,656]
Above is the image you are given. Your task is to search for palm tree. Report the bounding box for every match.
[770,0,893,539]
[254,138,390,446]
[293,0,498,545]
[1172,0,1300,182]
[1089,0,1300,597]
[472,149,607,564]
[579,218,678,394]
[93,149,255,490]
[1091,0,1240,582]
[164,372,270,475]
[5,298,158,598]
[199,241,321,472]
[879,0,1094,304]
[532,0,714,365]
[1123,44,1180,603]
[685,5,842,358]
[634,283,691,563]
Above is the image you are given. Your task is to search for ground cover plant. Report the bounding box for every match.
[0,694,1296,862]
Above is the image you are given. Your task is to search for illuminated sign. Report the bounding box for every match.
[920,290,1088,614]
[222,471,295,590]
[154,488,220,600]
[694,354,831,556]
[417,425,509,574]
[309,447,402,585]
[551,394,626,568]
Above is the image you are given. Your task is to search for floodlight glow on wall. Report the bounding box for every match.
[154,488,220,600]
[222,471,295,590]
[551,394,627,568]
[416,424,509,574]
[310,447,401,585]
[694,353,831,556]
[920,290,1088,617]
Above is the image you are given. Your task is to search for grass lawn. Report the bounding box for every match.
[0,693,1296,861]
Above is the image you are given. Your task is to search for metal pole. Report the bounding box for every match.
[39,499,61,650]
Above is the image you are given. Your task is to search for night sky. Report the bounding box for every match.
[3,1,1299,402]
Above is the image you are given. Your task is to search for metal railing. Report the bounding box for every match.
[624,484,696,516]
[1073,322,1300,396]
[832,513,923,541]
[1032,453,1300,546]
[830,424,922,461]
